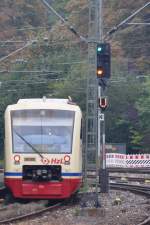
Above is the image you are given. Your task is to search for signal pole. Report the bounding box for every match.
[97,0,110,193]
[85,0,101,207]
[98,0,102,170]
[97,43,110,193]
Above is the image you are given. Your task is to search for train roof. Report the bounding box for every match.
[5,97,82,113]
[17,98,69,104]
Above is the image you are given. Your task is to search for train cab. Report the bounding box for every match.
[4,98,82,199]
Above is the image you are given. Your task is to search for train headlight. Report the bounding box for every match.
[14,155,20,163]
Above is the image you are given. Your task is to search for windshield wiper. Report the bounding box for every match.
[14,130,44,159]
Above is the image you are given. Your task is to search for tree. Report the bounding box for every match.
[135,79,150,152]
[105,74,143,152]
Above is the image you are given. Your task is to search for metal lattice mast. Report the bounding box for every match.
[85,0,101,203]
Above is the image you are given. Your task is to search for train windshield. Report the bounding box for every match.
[11,109,74,154]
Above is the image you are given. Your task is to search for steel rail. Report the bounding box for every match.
[108,168,150,174]
[137,217,150,225]
[0,202,63,224]
[110,183,150,197]
[0,184,149,224]
[111,184,150,225]
[87,173,150,183]
[109,176,150,183]
[87,165,150,174]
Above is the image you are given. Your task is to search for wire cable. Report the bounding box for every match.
[0,41,33,63]
[104,2,150,40]
[41,0,87,43]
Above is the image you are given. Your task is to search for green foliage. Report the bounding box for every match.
[52,63,87,111]
[134,79,150,152]
[52,0,69,10]
[130,129,143,145]
[106,74,144,151]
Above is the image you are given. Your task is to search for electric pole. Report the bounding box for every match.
[85,0,102,207]
[97,0,109,194]
[96,0,110,194]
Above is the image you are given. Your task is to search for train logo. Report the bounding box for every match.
[41,155,71,165]
[41,157,49,165]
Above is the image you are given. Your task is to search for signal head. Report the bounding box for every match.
[97,46,102,52]
[96,43,111,82]
[97,67,104,77]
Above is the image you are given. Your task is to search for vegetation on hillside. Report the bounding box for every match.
[0,0,149,156]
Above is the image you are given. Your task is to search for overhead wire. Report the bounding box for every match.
[127,22,150,25]
[0,43,149,48]
[0,41,33,64]
[104,1,150,40]
[0,1,148,87]
[0,70,63,74]
[0,36,84,64]
[41,0,87,43]
[0,38,82,44]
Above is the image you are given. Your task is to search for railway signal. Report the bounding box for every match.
[97,43,110,194]
[99,97,108,110]
[96,43,111,85]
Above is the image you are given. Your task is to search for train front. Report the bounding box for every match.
[4,99,82,199]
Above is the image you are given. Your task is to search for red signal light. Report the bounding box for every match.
[99,97,108,110]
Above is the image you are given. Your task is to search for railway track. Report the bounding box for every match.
[87,174,150,183]
[108,167,150,174]
[87,167,150,174]
[0,184,149,224]
[110,176,150,183]
[0,185,66,224]
[109,183,150,225]
[138,217,150,225]
[0,185,73,225]
[110,183,150,197]
[0,201,63,224]
[0,167,149,225]
[87,168,150,184]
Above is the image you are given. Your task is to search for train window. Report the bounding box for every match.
[11,109,75,154]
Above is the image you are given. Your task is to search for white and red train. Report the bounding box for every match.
[4,98,82,200]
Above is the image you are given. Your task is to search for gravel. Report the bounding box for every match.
[10,190,150,225]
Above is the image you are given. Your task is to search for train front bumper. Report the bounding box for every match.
[4,177,82,199]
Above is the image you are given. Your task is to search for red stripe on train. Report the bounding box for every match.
[5,178,82,199]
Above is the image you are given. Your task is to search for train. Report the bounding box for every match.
[4,98,82,200]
